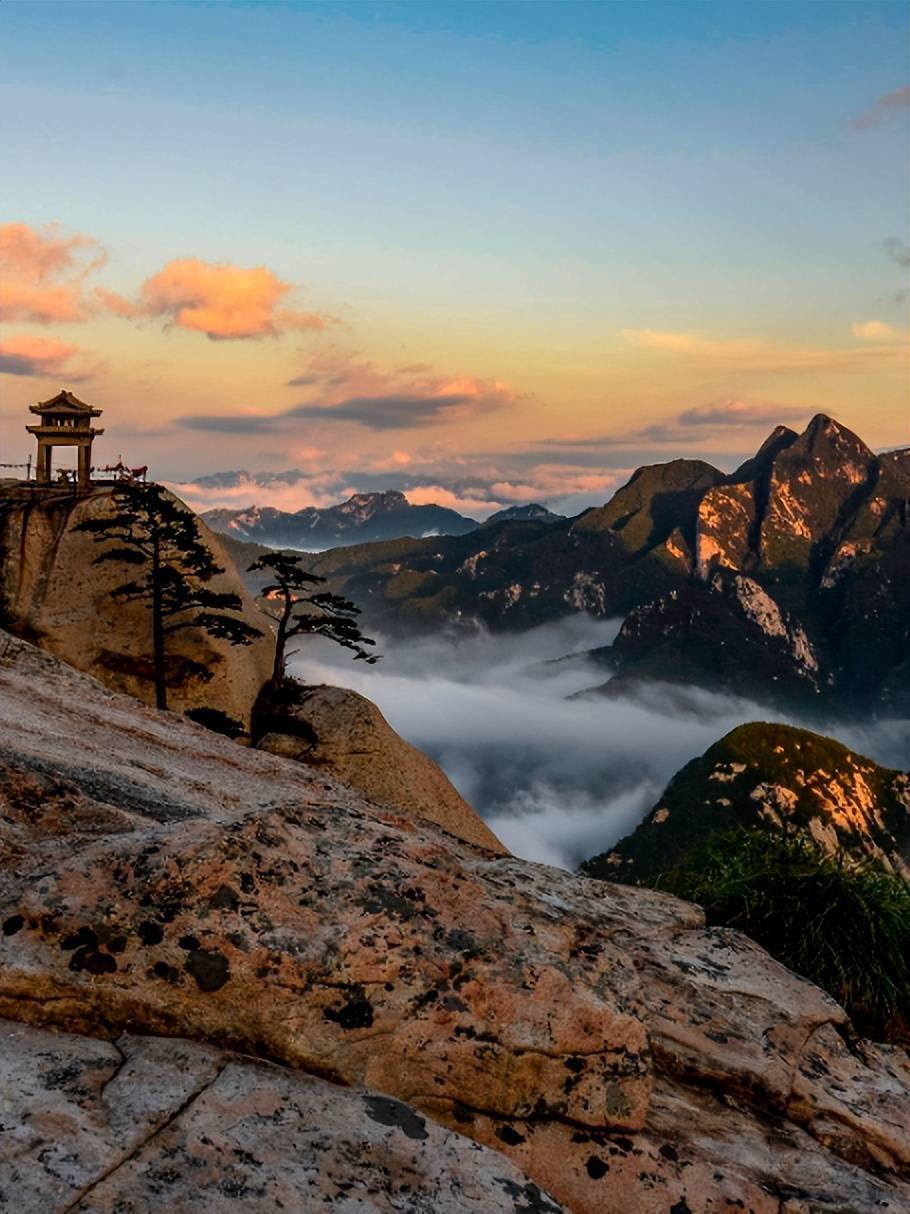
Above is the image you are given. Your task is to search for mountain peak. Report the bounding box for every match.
[730,424,799,483]
[485,503,564,526]
[796,413,873,461]
[337,490,409,518]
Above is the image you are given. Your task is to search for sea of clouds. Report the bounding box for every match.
[290,616,910,871]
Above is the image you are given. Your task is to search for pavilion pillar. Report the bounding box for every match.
[77,442,92,488]
[36,440,51,483]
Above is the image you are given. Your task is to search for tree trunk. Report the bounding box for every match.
[271,589,292,686]
[151,536,167,710]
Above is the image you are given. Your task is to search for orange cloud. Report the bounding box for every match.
[0,222,105,324]
[103,257,331,340]
[0,333,81,377]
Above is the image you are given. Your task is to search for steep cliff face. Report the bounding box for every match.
[1,633,908,1213]
[759,414,877,571]
[0,483,273,730]
[572,458,723,559]
[583,722,910,886]
[601,570,824,707]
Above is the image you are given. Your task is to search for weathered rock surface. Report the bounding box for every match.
[254,678,505,853]
[0,484,274,730]
[1,633,908,1212]
[757,413,876,570]
[0,1017,562,1213]
[583,721,910,885]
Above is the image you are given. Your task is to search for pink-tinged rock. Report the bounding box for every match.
[0,638,652,1144]
[0,486,274,731]
[256,680,506,853]
[0,1018,564,1214]
[695,480,756,577]
[622,923,847,1106]
[789,1023,910,1172]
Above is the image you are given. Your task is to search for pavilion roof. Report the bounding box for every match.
[29,389,103,417]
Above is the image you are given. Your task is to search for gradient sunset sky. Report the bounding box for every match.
[1,0,908,517]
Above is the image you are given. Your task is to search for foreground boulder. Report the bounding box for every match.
[254,678,506,852]
[0,632,907,1212]
[583,721,910,884]
[0,1017,561,1213]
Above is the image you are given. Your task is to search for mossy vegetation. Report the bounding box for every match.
[660,828,910,1041]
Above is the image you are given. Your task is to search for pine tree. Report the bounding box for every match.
[248,551,378,685]
[76,482,262,709]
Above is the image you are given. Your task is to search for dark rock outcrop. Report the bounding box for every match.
[292,415,908,711]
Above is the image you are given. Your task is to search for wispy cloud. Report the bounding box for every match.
[287,381,514,430]
[0,222,106,324]
[851,319,905,342]
[170,450,624,519]
[677,399,810,427]
[100,258,332,340]
[537,398,809,449]
[180,352,519,433]
[851,85,910,130]
[884,237,910,269]
[178,413,279,434]
[622,327,907,372]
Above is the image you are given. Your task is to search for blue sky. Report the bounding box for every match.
[1,1,907,511]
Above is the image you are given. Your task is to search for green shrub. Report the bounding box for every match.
[662,828,910,1041]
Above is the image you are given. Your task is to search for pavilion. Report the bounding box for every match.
[26,390,105,489]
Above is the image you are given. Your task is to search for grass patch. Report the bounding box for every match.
[662,828,910,1041]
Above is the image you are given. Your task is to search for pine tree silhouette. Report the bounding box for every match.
[77,483,262,708]
[249,551,378,685]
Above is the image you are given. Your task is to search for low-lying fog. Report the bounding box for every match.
[290,616,910,871]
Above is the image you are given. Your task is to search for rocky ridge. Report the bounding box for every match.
[253,678,505,852]
[0,631,908,1212]
[583,722,910,886]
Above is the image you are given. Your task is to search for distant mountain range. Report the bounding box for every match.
[202,490,564,549]
[228,415,907,713]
